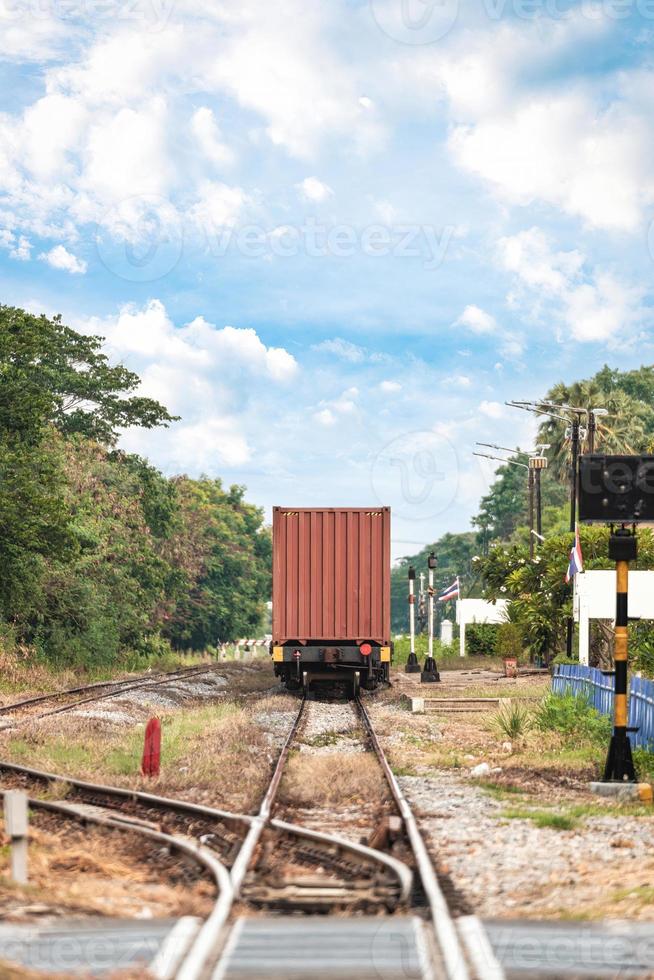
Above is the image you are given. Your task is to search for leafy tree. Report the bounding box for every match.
[0,305,177,444]
[164,479,271,649]
[537,375,651,482]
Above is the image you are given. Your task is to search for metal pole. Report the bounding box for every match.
[405,567,420,673]
[566,417,581,658]
[428,566,434,660]
[536,467,542,538]
[588,410,596,454]
[604,526,637,782]
[528,468,534,559]
[421,553,440,683]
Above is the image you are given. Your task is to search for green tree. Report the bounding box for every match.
[165,480,271,649]
[537,375,650,482]
[0,305,177,444]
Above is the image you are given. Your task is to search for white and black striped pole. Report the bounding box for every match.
[406,566,420,673]
[421,553,440,683]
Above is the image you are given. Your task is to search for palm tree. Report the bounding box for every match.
[537,380,649,484]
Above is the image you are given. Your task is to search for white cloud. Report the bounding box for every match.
[314,408,336,426]
[0,230,31,261]
[379,380,401,393]
[77,299,299,472]
[456,304,497,334]
[297,176,333,203]
[498,227,645,342]
[479,400,505,419]
[39,244,87,274]
[190,107,235,168]
[437,17,654,232]
[443,374,472,389]
[313,337,366,362]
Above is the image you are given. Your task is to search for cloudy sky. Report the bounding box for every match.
[1,0,653,557]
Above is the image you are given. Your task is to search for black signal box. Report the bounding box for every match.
[579,454,654,524]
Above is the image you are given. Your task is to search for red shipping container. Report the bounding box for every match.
[272,507,391,646]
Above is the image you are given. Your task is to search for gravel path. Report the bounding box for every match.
[301,700,359,739]
[402,771,654,920]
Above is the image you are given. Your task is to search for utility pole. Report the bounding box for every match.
[566,415,581,659]
[528,468,535,559]
[528,454,547,547]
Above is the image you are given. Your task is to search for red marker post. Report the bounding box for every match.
[141,718,161,777]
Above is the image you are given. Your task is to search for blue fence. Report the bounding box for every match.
[553,664,654,749]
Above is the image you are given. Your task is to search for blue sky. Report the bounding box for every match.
[1,0,654,557]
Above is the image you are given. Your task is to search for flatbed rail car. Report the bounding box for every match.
[271,507,392,693]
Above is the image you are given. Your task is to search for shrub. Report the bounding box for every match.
[495,622,525,661]
[535,691,611,743]
[466,623,498,657]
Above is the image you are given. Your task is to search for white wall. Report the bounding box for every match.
[456,598,510,658]
[574,570,654,665]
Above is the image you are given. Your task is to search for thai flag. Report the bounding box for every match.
[565,525,584,584]
[438,578,460,602]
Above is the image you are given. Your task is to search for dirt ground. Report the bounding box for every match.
[370,666,654,922]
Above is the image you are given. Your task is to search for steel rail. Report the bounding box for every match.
[0,665,222,728]
[0,759,252,829]
[269,817,413,903]
[23,792,234,975]
[176,695,308,980]
[356,695,472,980]
[0,664,216,715]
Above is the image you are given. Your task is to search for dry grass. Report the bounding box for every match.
[280,752,387,807]
[254,693,299,714]
[0,702,276,813]
[0,818,214,922]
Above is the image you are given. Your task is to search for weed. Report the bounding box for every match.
[477,780,525,800]
[502,807,578,830]
[612,885,654,907]
[491,703,532,741]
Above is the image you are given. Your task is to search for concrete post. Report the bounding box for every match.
[4,791,28,884]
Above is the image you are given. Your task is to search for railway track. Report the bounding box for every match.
[0,664,223,728]
[179,691,496,980]
[0,687,501,979]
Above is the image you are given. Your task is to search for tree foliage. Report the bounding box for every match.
[0,306,270,667]
[0,305,177,445]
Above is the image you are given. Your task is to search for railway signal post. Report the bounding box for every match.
[421,552,440,683]
[406,566,420,673]
[604,525,637,782]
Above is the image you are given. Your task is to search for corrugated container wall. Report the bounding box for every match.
[272,507,391,645]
